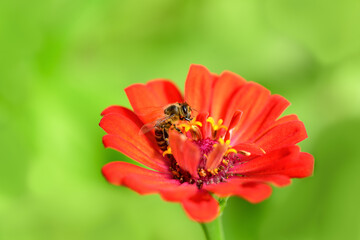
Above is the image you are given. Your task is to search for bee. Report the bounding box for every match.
[140,102,193,151]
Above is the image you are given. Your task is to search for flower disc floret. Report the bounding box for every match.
[165,116,255,189]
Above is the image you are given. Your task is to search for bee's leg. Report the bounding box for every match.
[173,124,182,134]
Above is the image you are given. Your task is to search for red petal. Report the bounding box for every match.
[169,131,201,178]
[146,79,183,105]
[254,121,308,152]
[181,190,219,222]
[101,107,145,127]
[205,143,227,170]
[125,80,183,123]
[225,110,243,141]
[99,106,157,143]
[232,175,291,187]
[125,83,159,122]
[103,135,168,172]
[283,152,314,178]
[101,105,130,116]
[231,146,299,175]
[99,109,159,150]
[100,109,167,171]
[210,71,246,122]
[185,65,214,114]
[102,162,176,194]
[249,114,300,142]
[233,182,273,203]
[194,112,211,139]
[224,82,270,144]
[273,114,299,126]
[232,142,266,156]
[160,183,198,202]
[205,180,272,203]
[231,146,313,178]
[239,95,290,141]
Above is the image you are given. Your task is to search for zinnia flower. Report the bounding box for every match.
[100,64,314,223]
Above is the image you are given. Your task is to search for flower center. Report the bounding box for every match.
[165,116,253,189]
[193,138,218,168]
[167,137,242,188]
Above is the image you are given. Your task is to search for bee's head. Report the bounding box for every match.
[179,102,192,121]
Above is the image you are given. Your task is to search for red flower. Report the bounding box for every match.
[100,64,314,222]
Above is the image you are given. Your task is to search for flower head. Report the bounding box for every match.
[100,64,314,222]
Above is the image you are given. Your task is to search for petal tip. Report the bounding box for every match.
[181,191,220,223]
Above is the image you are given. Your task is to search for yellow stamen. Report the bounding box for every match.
[178,123,191,132]
[162,147,172,156]
[206,117,215,127]
[206,117,228,131]
[238,150,251,156]
[225,148,238,156]
[195,121,203,127]
[260,147,266,154]
[178,119,203,133]
[177,119,203,141]
[214,137,237,156]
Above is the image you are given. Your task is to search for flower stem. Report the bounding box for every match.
[200,197,228,240]
[201,216,225,240]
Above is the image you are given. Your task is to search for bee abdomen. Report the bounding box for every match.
[154,129,163,136]
[154,127,169,151]
[157,141,168,151]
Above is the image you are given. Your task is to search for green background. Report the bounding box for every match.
[1,0,360,239]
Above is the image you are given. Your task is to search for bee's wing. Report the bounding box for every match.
[139,121,157,135]
[138,116,170,135]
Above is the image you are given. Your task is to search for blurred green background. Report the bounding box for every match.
[1,0,360,239]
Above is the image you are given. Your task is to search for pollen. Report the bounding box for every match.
[198,168,207,177]
[207,168,219,175]
[222,159,229,166]
[171,170,180,178]
[162,147,172,156]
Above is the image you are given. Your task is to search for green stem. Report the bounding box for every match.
[200,197,229,240]
[201,215,225,240]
